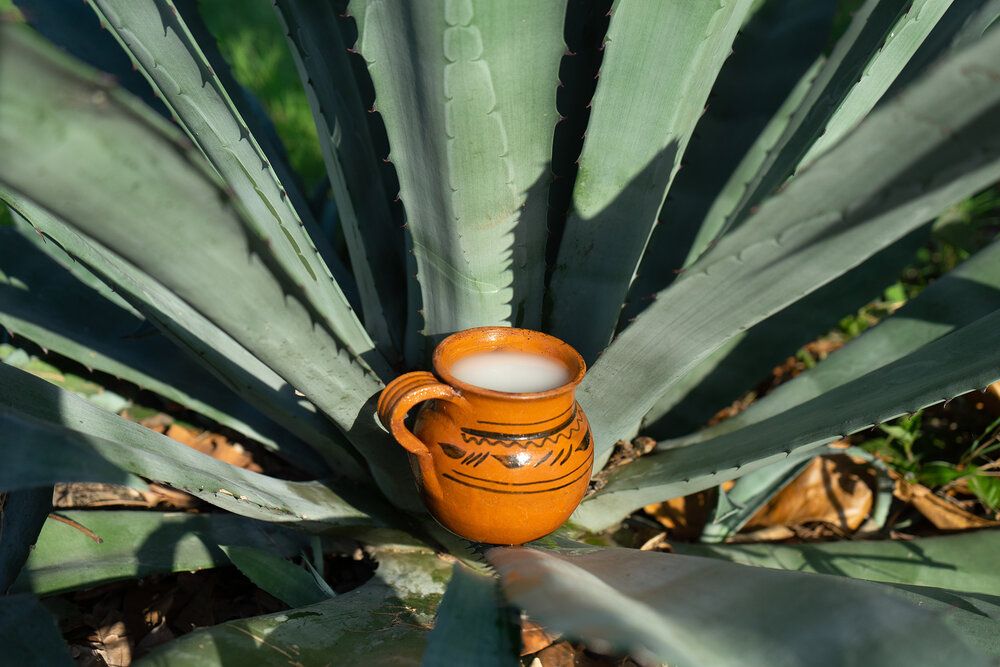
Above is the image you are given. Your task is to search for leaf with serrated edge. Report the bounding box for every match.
[547,0,754,363]
[801,0,954,165]
[1,191,359,478]
[625,0,834,320]
[12,511,309,596]
[676,529,1000,596]
[574,308,1000,531]
[0,224,322,466]
[0,26,422,508]
[274,0,405,361]
[580,29,1000,467]
[674,239,1000,449]
[489,546,996,666]
[221,545,332,608]
[351,0,567,362]
[0,362,374,527]
[84,0,376,364]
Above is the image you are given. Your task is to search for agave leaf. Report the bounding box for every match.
[422,565,520,667]
[684,56,824,265]
[0,25,423,506]
[139,547,451,666]
[622,0,834,325]
[580,29,1000,465]
[221,545,333,608]
[350,0,567,358]
[2,192,363,480]
[0,362,375,527]
[642,225,929,439]
[699,448,817,544]
[800,0,954,165]
[11,510,309,596]
[0,224,324,468]
[0,487,51,592]
[0,594,73,666]
[699,445,895,544]
[675,238,1000,448]
[574,307,1000,530]
[489,546,996,666]
[676,529,1000,595]
[274,0,405,361]
[83,0,374,362]
[12,0,168,113]
[546,0,755,363]
[699,0,933,245]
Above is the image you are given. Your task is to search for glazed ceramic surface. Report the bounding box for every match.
[377,327,593,545]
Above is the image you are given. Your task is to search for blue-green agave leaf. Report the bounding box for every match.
[547,0,755,363]
[489,546,997,666]
[580,28,1000,465]
[12,510,310,596]
[422,565,519,667]
[350,0,568,361]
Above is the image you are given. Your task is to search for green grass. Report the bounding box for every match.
[196,0,326,191]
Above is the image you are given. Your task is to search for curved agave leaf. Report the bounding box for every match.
[641,225,929,439]
[675,238,1000,448]
[574,307,1000,530]
[624,0,835,320]
[2,192,360,478]
[0,25,424,508]
[698,446,895,544]
[0,487,51,592]
[489,546,998,666]
[350,0,568,360]
[0,594,73,666]
[675,529,1000,596]
[547,0,755,363]
[0,23,383,421]
[83,0,376,365]
[701,0,951,246]
[699,447,817,544]
[0,223,324,467]
[580,28,1000,465]
[139,547,452,666]
[11,511,310,596]
[799,0,955,164]
[422,565,519,667]
[274,0,405,361]
[0,362,375,527]
[221,545,333,608]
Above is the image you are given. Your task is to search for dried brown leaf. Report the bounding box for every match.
[894,479,1000,530]
[745,455,874,533]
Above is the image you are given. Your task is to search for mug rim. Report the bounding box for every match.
[432,326,586,400]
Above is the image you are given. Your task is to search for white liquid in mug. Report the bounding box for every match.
[450,351,571,393]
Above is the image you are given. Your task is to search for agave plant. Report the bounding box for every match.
[2,0,1000,663]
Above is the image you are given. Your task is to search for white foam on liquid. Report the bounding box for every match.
[449,351,571,393]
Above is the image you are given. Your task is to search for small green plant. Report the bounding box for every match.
[1,0,1000,665]
[866,409,1000,512]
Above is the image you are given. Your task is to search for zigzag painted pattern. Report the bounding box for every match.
[460,412,586,449]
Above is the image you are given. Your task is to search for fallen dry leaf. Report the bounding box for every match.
[87,614,132,667]
[644,490,714,540]
[149,422,262,473]
[894,479,1000,530]
[521,617,560,656]
[744,455,874,534]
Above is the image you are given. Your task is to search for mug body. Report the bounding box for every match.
[413,327,593,545]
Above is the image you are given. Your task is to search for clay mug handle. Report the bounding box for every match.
[377,371,467,501]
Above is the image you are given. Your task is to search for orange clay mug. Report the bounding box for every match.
[376,327,593,545]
